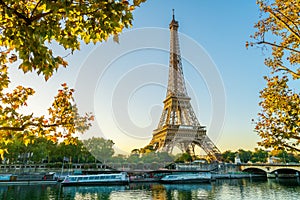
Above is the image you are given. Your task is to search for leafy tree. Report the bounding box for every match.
[0,80,92,154]
[0,0,147,157]
[251,148,268,163]
[175,153,193,163]
[77,144,94,163]
[54,138,94,163]
[141,152,159,163]
[127,153,140,163]
[249,0,300,152]
[273,150,299,163]
[0,0,146,79]
[109,154,127,164]
[157,152,174,163]
[30,138,56,163]
[221,150,235,163]
[237,149,252,163]
[1,135,26,164]
[255,76,300,152]
[83,137,114,163]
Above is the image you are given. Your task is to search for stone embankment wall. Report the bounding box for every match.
[0,163,241,174]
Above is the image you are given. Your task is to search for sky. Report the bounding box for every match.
[9,0,281,154]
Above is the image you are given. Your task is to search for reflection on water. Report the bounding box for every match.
[210,178,300,200]
[163,183,212,200]
[0,178,299,200]
[0,184,61,200]
[62,185,127,199]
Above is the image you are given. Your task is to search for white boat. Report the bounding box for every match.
[0,174,12,181]
[160,172,211,183]
[61,172,129,186]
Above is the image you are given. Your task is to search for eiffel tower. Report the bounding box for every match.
[147,11,221,161]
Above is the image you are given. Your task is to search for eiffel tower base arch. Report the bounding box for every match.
[148,125,221,161]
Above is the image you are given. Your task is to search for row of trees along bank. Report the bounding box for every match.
[1,137,299,166]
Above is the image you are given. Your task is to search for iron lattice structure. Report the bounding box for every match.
[148,13,221,161]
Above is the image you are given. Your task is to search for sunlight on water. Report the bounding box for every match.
[109,190,152,200]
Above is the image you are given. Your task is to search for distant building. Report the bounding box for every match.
[268,156,280,164]
[235,155,241,164]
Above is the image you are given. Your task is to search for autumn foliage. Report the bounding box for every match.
[0,0,145,80]
[0,0,146,158]
[249,0,300,79]
[256,76,300,151]
[251,0,300,152]
[0,65,93,157]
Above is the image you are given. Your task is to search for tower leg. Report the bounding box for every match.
[186,143,195,158]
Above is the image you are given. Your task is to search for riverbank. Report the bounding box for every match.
[128,172,265,183]
[0,171,265,185]
[0,180,57,185]
[212,172,265,179]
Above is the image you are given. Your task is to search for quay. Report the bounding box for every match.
[0,162,299,184]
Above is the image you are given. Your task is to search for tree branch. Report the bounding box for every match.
[0,122,72,132]
[257,40,300,54]
[276,63,300,79]
[0,126,24,131]
[30,11,54,21]
[282,143,300,152]
[274,8,300,36]
[0,0,31,25]
[257,41,300,78]
[30,0,42,18]
[267,8,300,41]
[290,135,300,141]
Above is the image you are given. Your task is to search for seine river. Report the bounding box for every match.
[0,178,299,200]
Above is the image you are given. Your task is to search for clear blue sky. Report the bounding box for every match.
[9,0,278,154]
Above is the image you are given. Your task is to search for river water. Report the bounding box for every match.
[0,178,299,200]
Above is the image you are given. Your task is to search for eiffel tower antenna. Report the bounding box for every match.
[146,12,221,161]
[172,9,175,20]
